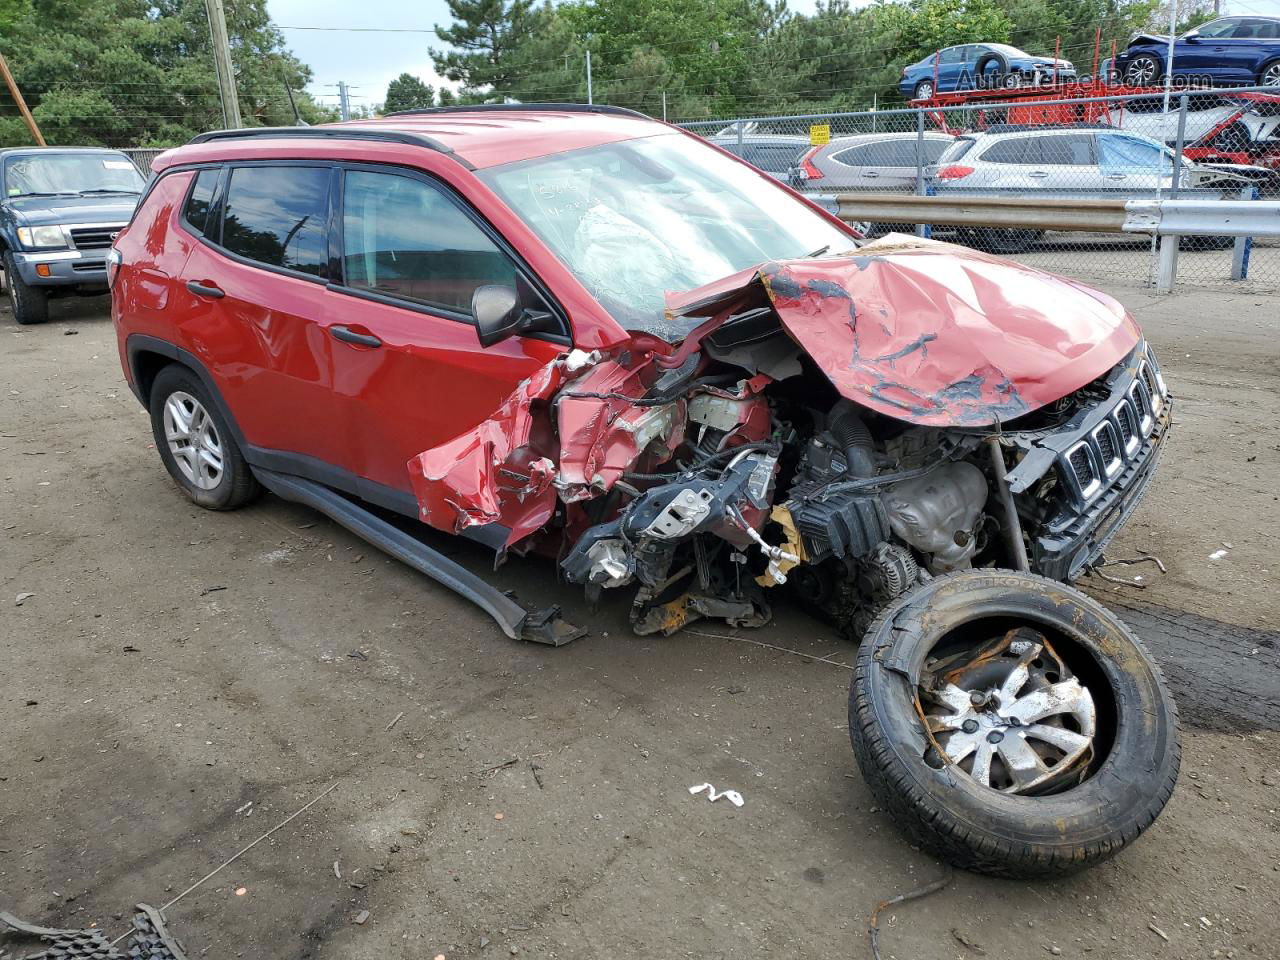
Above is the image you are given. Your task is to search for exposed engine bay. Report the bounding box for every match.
[407,242,1171,638]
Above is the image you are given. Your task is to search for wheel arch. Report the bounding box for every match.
[125,334,249,451]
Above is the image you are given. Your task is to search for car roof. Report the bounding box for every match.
[817,132,953,151]
[708,133,808,143]
[163,104,673,172]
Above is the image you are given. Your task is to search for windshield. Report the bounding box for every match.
[3,153,145,198]
[478,132,856,337]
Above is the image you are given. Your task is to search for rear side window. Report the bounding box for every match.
[341,169,519,317]
[1039,134,1094,165]
[183,168,219,237]
[981,138,1033,164]
[221,166,330,276]
[939,138,976,163]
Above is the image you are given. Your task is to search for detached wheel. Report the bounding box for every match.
[149,364,261,510]
[4,250,48,325]
[849,570,1180,879]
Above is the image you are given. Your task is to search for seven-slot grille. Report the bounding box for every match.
[69,225,123,250]
[1060,356,1165,502]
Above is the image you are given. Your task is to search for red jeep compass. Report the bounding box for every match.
[111,105,1179,879]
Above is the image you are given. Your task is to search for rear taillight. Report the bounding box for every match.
[937,165,975,180]
[800,146,823,181]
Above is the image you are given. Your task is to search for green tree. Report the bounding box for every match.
[0,0,333,148]
[384,73,435,112]
[431,0,541,97]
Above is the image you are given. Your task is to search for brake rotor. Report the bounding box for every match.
[919,626,1097,794]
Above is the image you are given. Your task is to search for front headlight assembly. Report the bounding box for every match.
[16,225,68,249]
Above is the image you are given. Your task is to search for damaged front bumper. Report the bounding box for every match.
[1004,343,1171,581]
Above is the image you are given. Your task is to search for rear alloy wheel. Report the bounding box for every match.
[1261,60,1280,87]
[1125,54,1161,87]
[849,570,1180,878]
[149,364,261,510]
[913,80,935,101]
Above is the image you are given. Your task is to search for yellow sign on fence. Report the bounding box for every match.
[809,123,831,146]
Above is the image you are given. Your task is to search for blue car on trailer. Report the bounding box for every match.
[900,43,1075,100]
[1114,15,1280,88]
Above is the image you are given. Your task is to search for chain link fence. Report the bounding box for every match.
[121,148,165,177]
[678,85,1280,293]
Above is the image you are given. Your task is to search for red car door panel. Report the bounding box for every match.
[328,167,566,494]
[176,163,347,466]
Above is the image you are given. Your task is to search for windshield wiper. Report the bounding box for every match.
[78,188,141,195]
[11,191,78,198]
[804,244,831,258]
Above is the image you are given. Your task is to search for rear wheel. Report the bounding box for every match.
[1125,54,1161,87]
[913,79,935,101]
[149,365,261,510]
[849,570,1180,878]
[3,251,48,325]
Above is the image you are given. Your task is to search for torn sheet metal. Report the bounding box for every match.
[407,354,569,548]
[669,235,1141,427]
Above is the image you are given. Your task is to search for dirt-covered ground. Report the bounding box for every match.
[2,284,1277,960]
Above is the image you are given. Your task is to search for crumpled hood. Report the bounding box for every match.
[668,234,1141,427]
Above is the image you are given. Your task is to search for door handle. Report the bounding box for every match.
[330,325,382,348]
[1028,171,1049,178]
[862,171,879,178]
[187,280,224,299]
[1106,174,1127,180]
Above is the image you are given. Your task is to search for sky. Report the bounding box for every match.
[266,0,1280,110]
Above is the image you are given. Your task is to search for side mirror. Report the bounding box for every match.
[472,284,556,347]
[1183,30,1200,43]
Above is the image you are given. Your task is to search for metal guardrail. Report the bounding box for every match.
[832,194,1280,237]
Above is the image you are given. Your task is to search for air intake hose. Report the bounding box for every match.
[827,402,876,478]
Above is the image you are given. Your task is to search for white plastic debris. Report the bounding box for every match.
[562,348,601,373]
[688,782,744,807]
[1209,549,1229,561]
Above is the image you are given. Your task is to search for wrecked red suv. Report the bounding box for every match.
[112,105,1179,879]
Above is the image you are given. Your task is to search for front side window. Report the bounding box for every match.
[341,169,518,316]
[220,165,329,276]
[1192,18,1242,39]
[478,132,854,336]
[3,152,144,198]
[1098,135,1174,175]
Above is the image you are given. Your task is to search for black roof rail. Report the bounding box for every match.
[186,125,471,168]
[384,102,649,120]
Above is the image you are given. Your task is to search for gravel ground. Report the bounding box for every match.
[2,285,1278,960]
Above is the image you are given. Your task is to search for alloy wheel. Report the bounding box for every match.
[1126,57,1158,86]
[163,390,224,490]
[1263,63,1280,86]
[915,81,934,100]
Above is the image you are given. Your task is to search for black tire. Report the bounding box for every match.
[912,79,935,101]
[973,51,1009,90]
[148,364,262,510]
[1125,53,1162,87]
[3,250,49,325]
[849,570,1180,879]
[970,227,1039,254]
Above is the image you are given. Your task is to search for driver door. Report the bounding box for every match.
[324,165,566,501]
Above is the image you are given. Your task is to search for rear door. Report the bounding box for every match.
[324,165,567,497]
[177,162,347,465]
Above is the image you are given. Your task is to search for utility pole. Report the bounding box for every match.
[585,48,593,105]
[204,0,242,128]
[0,52,45,146]
[338,81,351,121]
